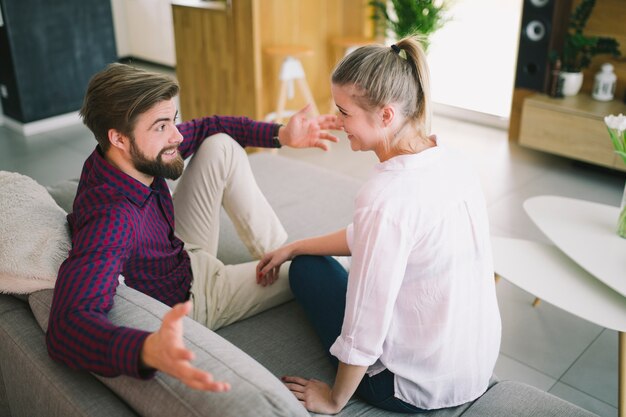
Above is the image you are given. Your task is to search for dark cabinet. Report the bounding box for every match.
[0,0,117,124]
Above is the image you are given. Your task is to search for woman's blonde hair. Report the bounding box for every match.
[331,36,431,149]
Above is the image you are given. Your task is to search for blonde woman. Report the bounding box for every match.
[257,36,501,414]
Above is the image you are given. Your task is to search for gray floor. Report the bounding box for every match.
[1,96,624,416]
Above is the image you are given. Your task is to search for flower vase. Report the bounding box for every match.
[619,182,626,239]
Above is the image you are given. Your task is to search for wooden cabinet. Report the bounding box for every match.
[519,94,626,172]
[509,0,626,143]
[172,0,372,121]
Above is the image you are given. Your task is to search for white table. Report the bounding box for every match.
[524,196,626,297]
[492,195,626,417]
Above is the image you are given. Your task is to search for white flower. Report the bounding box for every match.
[605,113,626,132]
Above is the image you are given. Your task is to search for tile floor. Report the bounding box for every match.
[1,89,624,417]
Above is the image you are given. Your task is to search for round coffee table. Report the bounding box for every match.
[493,195,626,417]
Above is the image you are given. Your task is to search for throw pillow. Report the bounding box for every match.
[45,178,79,213]
[29,285,308,417]
[0,171,70,294]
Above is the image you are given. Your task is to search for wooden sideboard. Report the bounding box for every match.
[172,0,373,122]
[519,93,626,172]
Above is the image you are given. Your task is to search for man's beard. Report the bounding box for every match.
[129,137,184,180]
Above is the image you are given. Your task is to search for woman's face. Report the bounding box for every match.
[331,84,386,155]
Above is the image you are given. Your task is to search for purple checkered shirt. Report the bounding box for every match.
[47,116,279,378]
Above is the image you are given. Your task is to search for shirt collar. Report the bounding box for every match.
[89,147,167,207]
[376,144,443,172]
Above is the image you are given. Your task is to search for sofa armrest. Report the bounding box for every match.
[29,285,308,417]
[0,294,138,417]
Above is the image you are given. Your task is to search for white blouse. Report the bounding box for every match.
[329,145,501,410]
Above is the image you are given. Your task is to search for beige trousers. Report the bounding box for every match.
[173,134,291,330]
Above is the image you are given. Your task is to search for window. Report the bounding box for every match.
[427,0,523,124]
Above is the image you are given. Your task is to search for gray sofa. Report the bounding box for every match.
[0,153,598,417]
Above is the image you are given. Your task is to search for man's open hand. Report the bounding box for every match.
[279,104,341,151]
[141,301,231,392]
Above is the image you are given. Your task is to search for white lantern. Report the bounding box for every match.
[592,63,617,102]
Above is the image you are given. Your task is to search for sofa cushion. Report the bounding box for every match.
[218,153,360,264]
[29,285,308,417]
[460,380,598,417]
[0,171,70,294]
[217,301,477,417]
[45,178,79,213]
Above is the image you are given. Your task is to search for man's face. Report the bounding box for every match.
[129,98,184,180]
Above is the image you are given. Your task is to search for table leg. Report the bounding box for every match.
[617,332,626,417]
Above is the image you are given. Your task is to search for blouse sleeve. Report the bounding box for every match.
[330,208,413,366]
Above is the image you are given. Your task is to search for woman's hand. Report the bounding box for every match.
[282,362,366,414]
[256,243,295,286]
[282,376,342,415]
[256,229,350,286]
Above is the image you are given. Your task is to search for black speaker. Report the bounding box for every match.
[514,0,571,92]
[0,0,117,124]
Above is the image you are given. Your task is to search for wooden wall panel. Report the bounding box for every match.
[342,0,374,38]
[256,0,372,118]
[232,0,262,119]
[174,4,235,120]
[173,0,372,122]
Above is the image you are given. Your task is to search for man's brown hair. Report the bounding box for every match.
[80,63,179,152]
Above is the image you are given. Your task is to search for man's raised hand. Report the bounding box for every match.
[279,104,341,151]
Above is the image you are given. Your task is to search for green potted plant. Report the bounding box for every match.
[369,0,450,50]
[560,0,621,96]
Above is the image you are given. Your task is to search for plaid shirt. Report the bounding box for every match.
[47,116,278,378]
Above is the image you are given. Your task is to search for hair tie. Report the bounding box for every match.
[390,44,407,60]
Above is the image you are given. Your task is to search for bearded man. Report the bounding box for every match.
[47,63,340,391]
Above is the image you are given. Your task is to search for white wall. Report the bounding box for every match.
[427,0,523,120]
[110,0,176,67]
[110,0,131,58]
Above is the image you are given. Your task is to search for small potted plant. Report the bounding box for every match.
[560,0,621,96]
[369,0,450,50]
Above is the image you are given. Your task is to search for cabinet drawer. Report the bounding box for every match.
[519,100,617,168]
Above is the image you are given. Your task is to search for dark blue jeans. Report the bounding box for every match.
[289,255,423,413]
